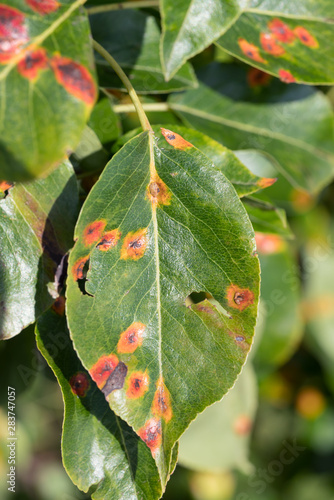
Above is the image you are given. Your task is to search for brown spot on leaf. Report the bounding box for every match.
[294,26,318,48]
[257,177,277,189]
[147,175,171,206]
[238,38,267,64]
[117,322,145,353]
[121,228,148,260]
[96,228,121,251]
[268,18,295,44]
[69,372,90,397]
[25,0,60,15]
[152,377,173,423]
[227,285,254,311]
[260,33,285,56]
[228,330,249,350]
[101,361,128,397]
[89,354,119,389]
[71,255,89,281]
[247,68,271,87]
[52,295,65,315]
[0,5,29,64]
[83,220,106,247]
[233,415,252,435]
[126,371,149,399]
[50,54,97,106]
[161,128,193,150]
[0,180,14,192]
[138,418,162,454]
[17,47,48,80]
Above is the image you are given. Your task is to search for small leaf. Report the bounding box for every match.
[66,129,260,484]
[35,309,163,500]
[91,9,197,94]
[169,84,334,193]
[0,0,97,181]
[0,160,78,339]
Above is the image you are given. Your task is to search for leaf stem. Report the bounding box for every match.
[92,40,152,132]
[87,0,159,15]
[113,102,170,113]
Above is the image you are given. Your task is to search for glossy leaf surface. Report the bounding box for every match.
[169,84,334,193]
[67,129,260,484]
[91,9,197,94]
[0,0,97,181]
[36,309,162,500]
[0,160,78,339]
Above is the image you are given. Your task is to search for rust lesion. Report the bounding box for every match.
[161,128,194,150]
[147,174,171,206]
[117,322,145,353]
[152,376,173,423]
[226,284,254,311]
[96,228,121,251]
[83,220,106,247]
[138,418,162,455]
[126,371,149,399]
[120,228,148,260]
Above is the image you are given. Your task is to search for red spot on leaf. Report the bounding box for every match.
[247,68,271,87]
[50,54,97,106]
[0,5,29,64]
[126,371,149,399]
[89,354,119,389]
[25,0,60,15]
[152,377,173,423]
[268,18,295,44]
[238,38,267,64]
[148,175,171,206]
[260,33,285,56]
[121,228,148,260]
[294,26,318,48]
[96,228,121,251]
[83,220,106,247]
[0,180,14,192]
[69,372,90,397]
[117,322,145,354]
[233,415,252,435]
[71,255,89,281]
[278,69,296,83]
[255,232,285,255]
[226,285,254,311]
[138,418,162,454]
[257,177,277,189]
[52,295,65,315]
[161,128,193,150]
[17,47,48,80]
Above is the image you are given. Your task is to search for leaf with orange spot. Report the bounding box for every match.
[0,0,97,182]
[67,130,260,484]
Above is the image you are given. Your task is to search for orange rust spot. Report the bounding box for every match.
[152,377,173,423]
[25,0,60,15]
[257,177,277,189]
[238,38,267,64]
[71,255,89,281]
[50,54,97,106]
[233,415,252,435]
[147,174,171,206]
[0,180,14,192]
[247,68,271,87]
[161,128,193,150]
[121,228,148,260]
[96,228,121,251]
[0,5,29,64]
[138,418,162,454]
[89,354,119,389]
[126,371,149,399]
[294,26,318,48]
[83,220,106,247]
[278,69,296,83]
[268,18,295,44]
[117,322,145,354]
[17,48,48,80]
[52,296,66,315]
[255,232,285,255]
[226,285,254,311]
[69,372,90,397]
[260,33,285,56]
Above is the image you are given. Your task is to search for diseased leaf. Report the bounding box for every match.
[178,363,257,474]
[66,129,260,484]
[0,0,97,181]
[0,160,78,339]
[91,9,197,94]
[169,84,334,193]
[35,309,163,500]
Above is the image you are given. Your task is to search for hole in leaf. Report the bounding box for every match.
[77,258,93,297]
[186,291,232,318]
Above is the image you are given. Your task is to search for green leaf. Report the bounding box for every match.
[169,84,334,193]
[0,160,78,339]
[88,98,121,144]
[243,196,292,237]
[35,309,162,500]
[160,0,240,80]
[216,4,334,85]
[0,0,97,181]
[91,9,197,94]
[66,129,260,484]
[178,362,257,474]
